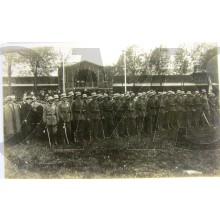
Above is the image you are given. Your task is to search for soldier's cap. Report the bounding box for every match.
[82,94,87,98]
[158,92,163,96]
[168,91,175,95]
[45,94,49,97]
[26,95,33,100]
[48,96,54,101]
[68,91,74,97]
[54,94,59,99]
[137,93,142,97]
[186,91,191,95]
[125,93,130,97]
[75,91,81,96]
[6,96,13,101]
[149,92,155,97]
[208,93,215,97]
[195,91,200,95]
[201,89,207,93]
[176,90,181,94]
[163,91,167,95]
[181,91,185,95]
[142,92,146,95]
[60,93,67,98]
[131,93,135,96]
[91,92,97,97]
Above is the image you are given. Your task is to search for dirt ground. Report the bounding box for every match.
[4,126,220,178]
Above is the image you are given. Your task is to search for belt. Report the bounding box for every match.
[74,110,85,113]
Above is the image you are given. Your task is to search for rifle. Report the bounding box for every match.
[46,126,52,147]
[202,112,211,127]
[63,123,70,144]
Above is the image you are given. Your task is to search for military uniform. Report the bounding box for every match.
[87,93,102,140]
[200,91,210,126]
[58,97,72,143]
[156,94,166,131]
[194,93,202,126]
[135,96,146,134]
[166,93,176,129]
[175,93,184,127]
[209,94,219,126]
[71,95,86,142]
[125,97,136,136]
[101,96,115,138]
[147,94,157,133]
[184,92,195,127]
[112,95,126,137]
[43,100,59,145]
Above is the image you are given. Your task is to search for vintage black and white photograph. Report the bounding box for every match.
[2,42,219,178]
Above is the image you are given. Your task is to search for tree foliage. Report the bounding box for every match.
[116,45,146,76]
[173,46,192,74]
[149,46,170,75]
[191,43,218,72]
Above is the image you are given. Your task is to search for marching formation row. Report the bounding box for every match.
[3,89,219,147]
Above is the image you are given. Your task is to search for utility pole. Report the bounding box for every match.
[124,50,127,93]
[7,53,12,95]
[62,54,65,93]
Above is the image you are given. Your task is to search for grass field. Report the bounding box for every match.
[4,126,220,178]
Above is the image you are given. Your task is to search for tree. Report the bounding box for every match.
[191,42,217,72]
[149,46,170,75]
[116,45,146,76]
[17,47,57,93]
[173,46,192,74]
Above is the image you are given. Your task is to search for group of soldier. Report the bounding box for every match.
[3,88,219,147]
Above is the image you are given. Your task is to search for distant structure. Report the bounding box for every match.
[58,61,113,93]
[2,61,219,98]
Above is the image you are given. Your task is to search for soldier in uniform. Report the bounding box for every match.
[125,94,136,136]
[58,93,72,144]
[135,93,146,135]
[184,91,194,127]
[31,96,44,139]
[112,93,126,137]
[200,89,210,126]
[147,92,157,133]
[208,93,218,126]
[175,90,184,127]
[20,95,33,144]
[166,91,176,129]
[194,91,202,127]
[101,93,115,138]
[68,91,75,142]
[53,94,60,107]
[87,92,102,140]
[155,92,166,131]
[82,94,91,140]
[71,91,86,142]
[43,96,59,146]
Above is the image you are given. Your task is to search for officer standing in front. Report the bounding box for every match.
[43,96,59,147]
[58,93,72,144]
